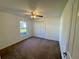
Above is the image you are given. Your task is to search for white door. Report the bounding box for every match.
[72,6,79,59]
[34,21,46,38]
[66,0,79,59]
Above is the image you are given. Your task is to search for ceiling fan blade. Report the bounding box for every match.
[0,6,43,18]
[0,6,28,14]
[36,15,43,17]
[24,13,31,15]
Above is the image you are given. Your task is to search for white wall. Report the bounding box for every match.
[33,16,60,41]
[59,0,74,59]
[0,11,32,49]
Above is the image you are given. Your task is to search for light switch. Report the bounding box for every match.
[77,11,79,16]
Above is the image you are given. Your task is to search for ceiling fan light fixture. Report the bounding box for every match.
[31,15,36,19]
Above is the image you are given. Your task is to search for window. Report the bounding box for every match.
[20,21,27,36]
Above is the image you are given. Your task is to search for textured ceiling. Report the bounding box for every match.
[0,0,68,17]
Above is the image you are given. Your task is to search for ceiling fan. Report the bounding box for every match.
[0,6,43,19]
[24,11,43,19]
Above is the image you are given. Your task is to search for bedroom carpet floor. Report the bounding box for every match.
[1,37,61,59]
